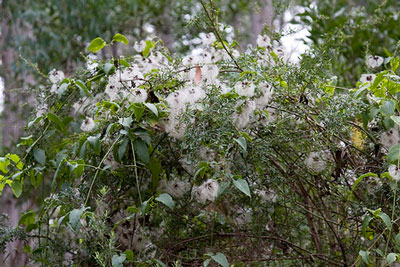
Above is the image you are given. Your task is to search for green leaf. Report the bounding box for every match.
[29,170,42,189]
[33,148,46,165]
[396,233,400,245]
[87,134,101,155]
[391,115,400,126]
[9,154,23,170]
[234,137,247,152]
[134,139,149,165]
[391,57,400,72]
[204,258,211,266]
[217,181,230,198]
[87,37,106,53]
[144,103,158,117]
[140,197,153,215]
[12,179,22,198]
[112,34,129,45]
[378,212,392,230]
[80,140,88,159]
[359,250,370,265]
[126,206,140,213]
[133,128,151,144]
[153,259,166,267]
[47,112,67,134]
[361,215,373,236]
[232,178,251,197]
[194,161,209,180]
[119,58,130,67]
[119,117,133,127]
[387,144,400,164]
[19,210,36,226]
[156,193,175,210]
[68,208,85,231]
[57,214,68,230]
[130,103,145,121]
[118,138,129,161]
[75,80,91,97]
[351,172,378,192]
[207,252,229,267]
[143,40,155,57]
[57,82,69,97]
[104,62,115,75]
[0,158,10,174]
[372,72,386,88]
[111,254,126,267]
[384,117,395,130]
[124,250,134,262]
[381,100,396,116]
[387,253,397,265]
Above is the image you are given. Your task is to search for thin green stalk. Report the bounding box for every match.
[85,135,121,206]
[382,181,397,266]
[130,141,142,205]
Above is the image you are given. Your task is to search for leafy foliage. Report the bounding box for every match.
[2,2,400,267]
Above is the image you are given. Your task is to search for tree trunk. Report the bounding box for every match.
[250,0,274,45]
[0,5,34,266]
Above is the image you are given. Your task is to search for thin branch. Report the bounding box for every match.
[199,0,243,72]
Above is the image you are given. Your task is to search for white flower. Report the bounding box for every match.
[50,84,58,93]
[234,100,256,129]
[120,67,144,85]
[36,103,48,117]
[388,165,400,181]
[128,89,148,103]
[255,189,277,202]
[235,80,255,97]
[80,117,96,132]
[259,109,276,126]
[199,147,216,162]
[255,82,273,109]
[163,179,190,198]
[235,208,252,225]
[182,55,201,66]
[366,55,384,68]
[256,35,272,49]
[134,40,146,52]
[184,86,206,104]
[166,90,186,113]
[380,128,400,148]
[202,64,219,83]
[192,179,219,203]
[274,47,285,58]
[105,74,123,100]
[360,74,376,84]
[162,116,186,140]
[304,150,332,173]
[48,69,65,84]
[201,32,216,46]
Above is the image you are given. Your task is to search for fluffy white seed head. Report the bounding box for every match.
[49,69,65,84]
[360,74,376,84]
[380,128,400,149]
[304,150,332,173]
[235,80,255,97]
[388,165,400,181]
[192,179,219,203]
[366,55,384,68]
[80,117,96,132]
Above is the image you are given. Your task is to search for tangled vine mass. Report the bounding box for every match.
[2,21,400,266]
